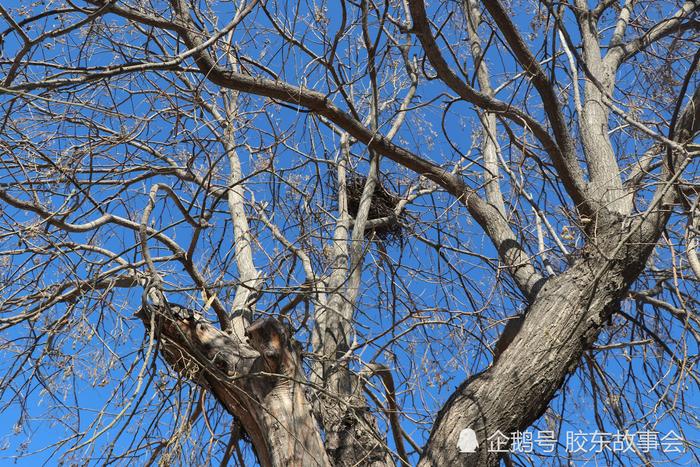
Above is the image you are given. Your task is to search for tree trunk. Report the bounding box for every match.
[419,212,653,466]
[137,305,331,467]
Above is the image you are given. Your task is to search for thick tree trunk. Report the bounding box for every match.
[419,212,652,466]
[137,305,331,467]
[317,379,396,467]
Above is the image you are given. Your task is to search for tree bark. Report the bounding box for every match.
[137,304,331,467]
[418,211,660,466]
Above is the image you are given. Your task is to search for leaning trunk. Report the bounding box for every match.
[420,213,654,466]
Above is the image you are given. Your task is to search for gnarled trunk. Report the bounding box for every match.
[138,305,331,467]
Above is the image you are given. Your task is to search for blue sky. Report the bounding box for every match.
[0,0,698,465]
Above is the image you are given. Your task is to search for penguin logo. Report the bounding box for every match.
[457,428,478,453]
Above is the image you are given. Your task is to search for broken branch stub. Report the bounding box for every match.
[136,303,330,467]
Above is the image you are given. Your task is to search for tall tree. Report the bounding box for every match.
[0,0,698,465]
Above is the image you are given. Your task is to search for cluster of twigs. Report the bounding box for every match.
[344,174,403,243]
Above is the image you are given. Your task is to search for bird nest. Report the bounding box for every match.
[342,174,403,243]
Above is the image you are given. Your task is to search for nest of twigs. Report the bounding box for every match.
[343,174,403,243]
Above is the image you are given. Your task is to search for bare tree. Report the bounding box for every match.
[0,0,698,465]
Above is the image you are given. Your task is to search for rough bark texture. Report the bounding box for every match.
[574,3,632,214]
[311,247,397,467]
[418,211,659,466]
[137,304,330,467]
[318,385,395,467]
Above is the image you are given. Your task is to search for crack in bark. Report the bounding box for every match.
[137,304,330,467]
